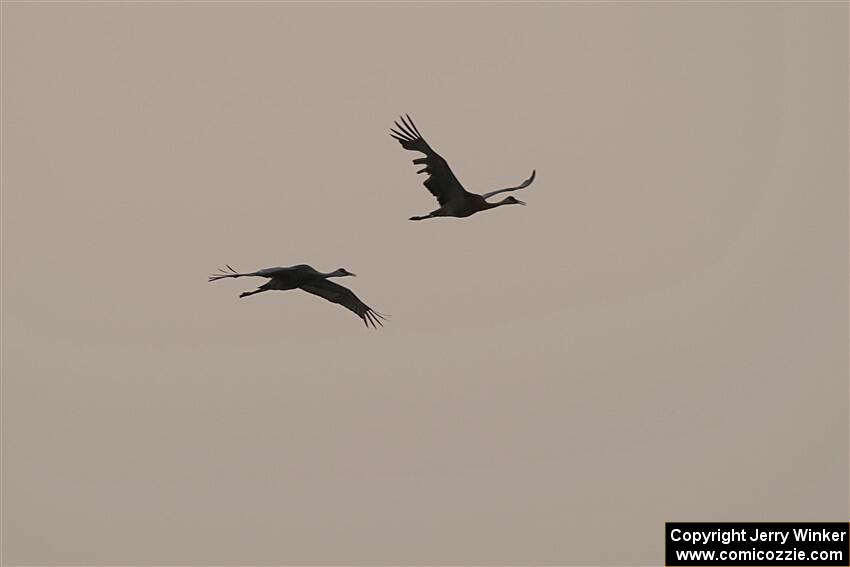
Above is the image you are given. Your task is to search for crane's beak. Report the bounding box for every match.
[349,272,357,277]
[516,199,527,206]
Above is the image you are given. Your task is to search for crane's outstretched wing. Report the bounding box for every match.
[481,170,536,200]
[391,115,469,206]
[300,280,388,328]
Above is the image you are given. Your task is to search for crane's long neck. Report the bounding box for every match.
[482,197,515,210]
[323,269,348,278]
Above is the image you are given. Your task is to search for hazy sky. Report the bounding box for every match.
[3,2,847,565]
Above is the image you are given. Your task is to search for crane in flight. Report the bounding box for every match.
[391,114,536,221]
[209,264,387,328]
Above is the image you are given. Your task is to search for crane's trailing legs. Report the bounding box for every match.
[209,266,266,298]
[239,288,268,298]
[208,265,243,282]
[410,212,436,221]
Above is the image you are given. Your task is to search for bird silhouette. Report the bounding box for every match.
[391,114,536,221]
[209,264,387,328]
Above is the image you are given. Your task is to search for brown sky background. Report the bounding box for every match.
[2,2,848,565]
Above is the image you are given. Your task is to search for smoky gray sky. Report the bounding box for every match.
[2,2,848,565]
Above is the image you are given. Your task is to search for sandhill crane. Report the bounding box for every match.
[391,115,536,220]
[209,264,387,328]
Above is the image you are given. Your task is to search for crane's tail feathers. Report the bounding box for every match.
[208,265,241,282]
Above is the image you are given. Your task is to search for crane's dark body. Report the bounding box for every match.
[239,264,323,291]
[208,264,386,328]
[435,193,491,218]
[391,115,536,220]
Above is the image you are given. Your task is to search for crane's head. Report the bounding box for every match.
[332,268,356,278]
[502,196,526,206]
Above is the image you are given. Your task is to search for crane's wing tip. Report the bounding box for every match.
[390,129,408,141]
[362,309,388,329]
